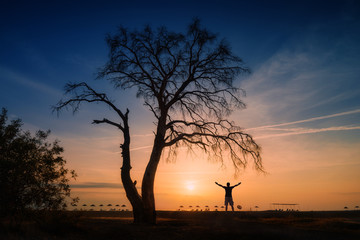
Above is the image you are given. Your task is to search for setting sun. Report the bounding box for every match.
[186,181,195,191]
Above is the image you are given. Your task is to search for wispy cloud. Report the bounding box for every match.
[71,182,123,189]
[238,26,360,131]
[256,125,360,139]
[0,66,62,96]
[245,109,360,139]
[130,145,153,151]
[248,109,360,130]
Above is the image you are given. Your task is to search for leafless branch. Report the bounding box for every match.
[96,19,262,172]
[93,118,124,131]
[52,82,127,131]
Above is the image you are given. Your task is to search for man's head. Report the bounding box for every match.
[227,182,230,187]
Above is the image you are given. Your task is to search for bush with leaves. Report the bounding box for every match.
[0,108,77,217]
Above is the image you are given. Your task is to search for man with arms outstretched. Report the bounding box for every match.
[215,181,241,211]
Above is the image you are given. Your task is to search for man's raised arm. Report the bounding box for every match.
[233,182,242,187]
[215,182,224,187]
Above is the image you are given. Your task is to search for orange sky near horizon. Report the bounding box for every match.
[65,115,360,211]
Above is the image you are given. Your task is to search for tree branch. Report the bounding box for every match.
[53,82,128,123]
[92,118,124,131]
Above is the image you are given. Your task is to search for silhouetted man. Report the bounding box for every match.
[215,181,241,211]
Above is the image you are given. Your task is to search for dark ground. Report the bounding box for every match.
[1,210,360,240]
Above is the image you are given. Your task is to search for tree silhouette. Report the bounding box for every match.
[53,19,262,224]
[0,108,78,217]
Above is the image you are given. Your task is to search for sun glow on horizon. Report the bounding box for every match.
[185,181,195,191]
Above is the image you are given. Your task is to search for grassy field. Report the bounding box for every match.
[1,210,360,239]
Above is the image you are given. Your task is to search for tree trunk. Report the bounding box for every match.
[141,135,164,224]
[120,118,144,224]
[141,115,167,224]
[121,111,166,224]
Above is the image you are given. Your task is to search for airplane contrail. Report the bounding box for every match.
[255,126,360,139]
[247,109,360,130]
[130,145,153,151]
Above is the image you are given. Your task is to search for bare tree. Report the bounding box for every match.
[53,19,262,224]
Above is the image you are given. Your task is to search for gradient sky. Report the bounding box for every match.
[1,0,360,211]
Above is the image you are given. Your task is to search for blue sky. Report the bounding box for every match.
[1,0,360,210]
